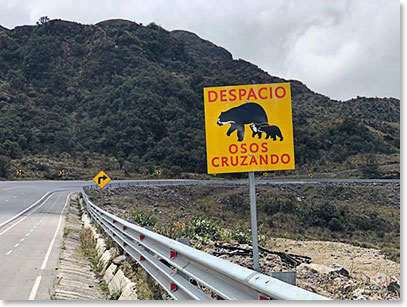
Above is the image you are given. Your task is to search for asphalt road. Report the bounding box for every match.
[0,178,399,300]
[0,181,88,300]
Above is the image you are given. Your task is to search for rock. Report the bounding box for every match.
[370,284,380,291]
[387,281,400,295]
[343,282,353,293]
[108,269,132,294]
[352,288,365,298]
[96,237,106,255]
[298,263,349,277]
[103,263,118,284]
[374,272,389,285]
[335,267,350,277]
[112,255,126,265]
[99,249,114,271]
[119,282,138,300]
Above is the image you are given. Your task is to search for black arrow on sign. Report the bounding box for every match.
[98,175,107,185]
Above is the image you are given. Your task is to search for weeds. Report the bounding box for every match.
[109,291,121,300]
[230,226,251,244]
[79,227,100,267]
[128,209,158,227]
[192,217,222,240]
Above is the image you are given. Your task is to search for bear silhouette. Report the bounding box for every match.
[217,102,268,141]
[250,123,265,139]
[251,123,283,141]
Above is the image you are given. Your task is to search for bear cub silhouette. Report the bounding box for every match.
[217,102,268,141]
[250,123,283,141]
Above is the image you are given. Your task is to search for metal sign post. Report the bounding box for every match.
[100,188,105,205]
[249,172,260,272]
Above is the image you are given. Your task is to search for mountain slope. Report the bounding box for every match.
[0,19,400,179]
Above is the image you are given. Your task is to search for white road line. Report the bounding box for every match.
[0,191,52,229]
[28,192,72,300]
[40,192,72,270]
[0,193,54,236]
[28,276,42,300]
[48,193,62,211]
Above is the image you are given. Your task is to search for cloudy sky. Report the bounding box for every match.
[0,0,400,101]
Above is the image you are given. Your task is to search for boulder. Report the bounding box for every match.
[112,255,126,265]
[104,263,117,284]
[118,282,138,300]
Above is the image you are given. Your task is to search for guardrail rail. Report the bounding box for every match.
[81,184,329,300]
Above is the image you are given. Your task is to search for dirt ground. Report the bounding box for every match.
[268,237,400,282]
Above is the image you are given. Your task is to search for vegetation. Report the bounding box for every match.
[127,209,158,227]
[230,226,252,244]
[97,183,400,262]
[78,227,102,269]
[0,19,399,179]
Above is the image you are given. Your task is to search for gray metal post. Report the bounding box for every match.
[100,188,104,205]
[249,171,260,272]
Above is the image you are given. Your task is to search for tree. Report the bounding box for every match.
[36,16,50,25]
[361,154,380,178]
[0,155,10,178]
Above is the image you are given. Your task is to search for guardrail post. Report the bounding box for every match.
[176,238,190,246]
[176,238,191,280]
[143,226,154,256]
[270,271,296,286]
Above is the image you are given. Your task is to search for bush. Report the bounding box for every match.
[0,155,10,178]
[128,209,157,227]
[361,155,380,178]
[328,218,344,232]
[192,218,221,241]
[230,226,252,244]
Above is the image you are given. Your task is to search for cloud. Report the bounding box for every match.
[282,0,400,100]
[0,0,400,100]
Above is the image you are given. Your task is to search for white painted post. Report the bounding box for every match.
[249,171,260,272]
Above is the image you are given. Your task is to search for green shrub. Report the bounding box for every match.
[230,226,252,244]
[192,217,221,241]
[128,209,157,227]
[328,218,343,232]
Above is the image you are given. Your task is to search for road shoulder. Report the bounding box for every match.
[52,194,106,300]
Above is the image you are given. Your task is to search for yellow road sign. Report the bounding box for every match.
[156,170,162,175]
[59,170,65,176]
[308,172,314,178]
[93,170,111,189]
[16,170,22,176]
[204,83,295,174]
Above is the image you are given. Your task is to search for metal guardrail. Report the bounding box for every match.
[81,185,329,300]
[82,178,399,192]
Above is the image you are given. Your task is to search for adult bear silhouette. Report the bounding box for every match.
[217,102,268,141]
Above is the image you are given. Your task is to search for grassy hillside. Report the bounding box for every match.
[0,19,400,179]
